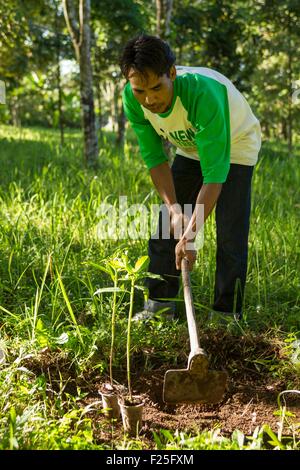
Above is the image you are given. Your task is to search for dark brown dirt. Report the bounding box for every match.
[88,369,300,448]
[22,330,300,447]
[88,329,300,447]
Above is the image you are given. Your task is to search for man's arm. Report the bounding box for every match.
[173,76,230,269]
[150,160,222,230]
[122,83,168,169]
[182,183,222,241]
[149,162,186,233]
[150,162,223,269]
[149,162,177,209]
[175,183,222,269]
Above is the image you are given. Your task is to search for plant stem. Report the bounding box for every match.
[56,268,84,346]
[109,271,118,386]
[127,278,135,401]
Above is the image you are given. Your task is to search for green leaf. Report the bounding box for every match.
[232,429,245,449]
[35,318,48,347]
[9,407,16,425]
[135,285,147,292]
[35,318,45,332]
[152,431,163,450]
[84,262,114,278]
[144,272,163,280]
[160,429,174,442]
[134,255,149,272]
[0,305,18,319]
[56,269,84,346]
[94,287,124,295]
[262,424,284,449]
[109,258,127,270]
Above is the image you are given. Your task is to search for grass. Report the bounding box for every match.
[0,124,299,449]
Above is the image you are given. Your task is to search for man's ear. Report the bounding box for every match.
[169,65,177,81]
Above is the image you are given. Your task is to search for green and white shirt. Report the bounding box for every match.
[122,66,261,184]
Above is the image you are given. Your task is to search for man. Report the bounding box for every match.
[119,34,261,322]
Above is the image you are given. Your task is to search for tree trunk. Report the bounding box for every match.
[164,0,173,38]
[109,81,116,132]
[156,0,163,37]
[96,79,102,138]
[93,44,102,137]
[55,4,64,147]
[63,0,98,167]
[156,0,173,39]
[57,52,64,147]
[10,96,21,127]
[79,0,98,166]
[287,9,293,155]
[116,102,125,150]
[264,121,270,138]
[281,119,287,140]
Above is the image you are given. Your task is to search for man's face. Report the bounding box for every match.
[128,66,176,114]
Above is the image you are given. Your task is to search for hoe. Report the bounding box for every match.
[163,258,228,404]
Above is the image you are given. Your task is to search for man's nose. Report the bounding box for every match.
[145,94,155,105]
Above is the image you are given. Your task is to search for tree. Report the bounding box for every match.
[54,0,65,146]
[263,0,300,153]
[91,0,146,147]
[156,0,173,38]
[27,0,71,143]
[63,0,98,167]
[250,0,300,149]
[0,0,74,130]
[0,1,31,125]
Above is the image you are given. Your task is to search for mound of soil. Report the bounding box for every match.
[22,330,300,448]
[89,330,300,447]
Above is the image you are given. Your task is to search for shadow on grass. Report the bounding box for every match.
[0,131,125,195]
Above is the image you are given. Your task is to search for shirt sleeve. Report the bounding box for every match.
[185,75,231,184]
[122,83,168,169]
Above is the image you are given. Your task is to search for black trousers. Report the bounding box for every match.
[145,155,254,314]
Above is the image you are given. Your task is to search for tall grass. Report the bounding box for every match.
[0,125,299,449]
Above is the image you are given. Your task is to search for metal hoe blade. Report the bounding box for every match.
[163,369,228,404]
[162,259,228,405]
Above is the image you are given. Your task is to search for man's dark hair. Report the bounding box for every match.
[119,34,176,79]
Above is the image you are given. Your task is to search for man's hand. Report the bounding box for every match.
[169,204,196,270]
[175,238,196,271]
[169,203,190,240]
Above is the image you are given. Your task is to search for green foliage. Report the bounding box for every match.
[97,251,152,400]
[0,126,299,449]
[1,0,299,142]
[0,0,31,82]
[253,1,300,141]
[93,251,127,385]
[152,424,300,450]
